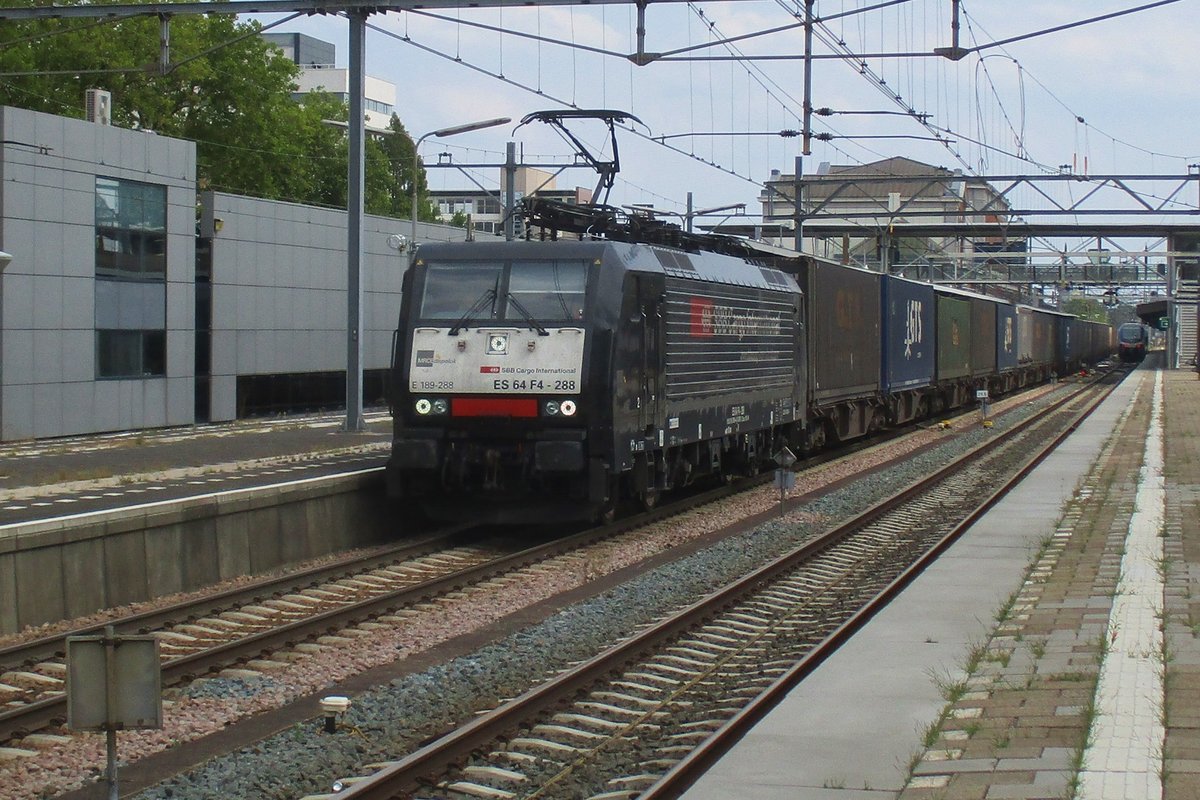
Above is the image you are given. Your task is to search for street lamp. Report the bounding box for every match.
[411,117,511,256]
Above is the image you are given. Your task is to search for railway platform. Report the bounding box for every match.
[0,411,394,636]
[682,362,1198,800]
[0,410,390,523]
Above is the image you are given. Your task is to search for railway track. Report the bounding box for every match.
[0,476,763,744]
[316,371,1122,800]
[0,375,1113,760]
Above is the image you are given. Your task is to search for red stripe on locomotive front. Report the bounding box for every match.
[451,397,539,418]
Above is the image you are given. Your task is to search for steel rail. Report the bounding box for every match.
[0,527,464,668]
[331,372,1124,799]
[0,469,775,742]
[641,370,1124,798]
[0,374,1110,746]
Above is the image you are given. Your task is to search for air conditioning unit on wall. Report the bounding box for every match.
[85,89,111,125]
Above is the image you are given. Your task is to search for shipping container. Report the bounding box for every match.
[881,275,935,392]
[969,296,998,377]
[805,259,882,405]
[996,303,1018,372]
[935,290,971,380]
[1051,311,1074,375]
[1017,305,1056,368]
[1016,305,1035,366]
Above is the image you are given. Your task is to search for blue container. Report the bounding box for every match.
[996,302,1018,372]
[881,275,935,392]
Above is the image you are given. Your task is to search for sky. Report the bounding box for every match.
[249,0,1200,238]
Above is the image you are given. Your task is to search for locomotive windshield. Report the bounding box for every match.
[1117,323,1145,342]
[418,259,587,323]
[419,262,501,319]
[507,260,586,321]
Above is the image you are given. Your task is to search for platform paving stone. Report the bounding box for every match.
[899,370,1167,800]
[1160,374,1200,798]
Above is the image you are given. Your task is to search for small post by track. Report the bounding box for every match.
[774,446,798,517]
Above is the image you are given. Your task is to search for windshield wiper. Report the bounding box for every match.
[505,293,551,336]
[448,288,497,336]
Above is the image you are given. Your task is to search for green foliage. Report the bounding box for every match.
[449,210,470,228]
[0,8,415,215]
[1060,296,1110,323]
[374,114,436,221]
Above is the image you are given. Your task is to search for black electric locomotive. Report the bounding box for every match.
[386,238,804,523]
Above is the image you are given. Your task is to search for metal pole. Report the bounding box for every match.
[686,191,694,233]
[796,0,813,254]
[793,155,803,253]
[158,14,170,75]
[104,624,118,800]
[344,9,366,433]
[801,0,814,157]
[505,141,517,241]
[412,133,428,257]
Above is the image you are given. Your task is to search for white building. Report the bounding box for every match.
[262,33,397,132]
[431,168,593,237]
[758,156,1017,273]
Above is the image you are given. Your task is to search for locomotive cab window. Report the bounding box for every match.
[1117,325,1144,343]
[418,259,588,323]
[419,262,501,320]
[508,260,586,321]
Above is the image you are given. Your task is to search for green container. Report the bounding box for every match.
[936,294,971,380]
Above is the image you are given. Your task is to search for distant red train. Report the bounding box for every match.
[1117,322,1149,362]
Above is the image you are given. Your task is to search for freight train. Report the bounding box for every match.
[1116,322,1149,362]
[385,203,1113,523]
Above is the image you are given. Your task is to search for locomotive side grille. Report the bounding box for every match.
[663,279,798,399]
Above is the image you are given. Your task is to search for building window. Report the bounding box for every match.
[95,177,167,378]
[96,330,166,378]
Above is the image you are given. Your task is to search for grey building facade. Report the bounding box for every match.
[0,106,197,440]
[0,105,468,441]
[197,191,466,421]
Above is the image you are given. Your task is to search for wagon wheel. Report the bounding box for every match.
[641,487,660,511]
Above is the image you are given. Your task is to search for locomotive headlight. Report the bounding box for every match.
[431,398,448,415]
[560,399,577,417]
[414,398,432,415]
[544,400,560,416]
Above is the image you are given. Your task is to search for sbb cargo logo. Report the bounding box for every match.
[480,366,500,374]
[689,297,783,339]
[690,297,715,337]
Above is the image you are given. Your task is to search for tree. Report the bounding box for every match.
[374,114,438,222]
[1060,296,1109,323]
[0,8,412,213]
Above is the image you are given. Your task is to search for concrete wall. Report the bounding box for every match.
[201,191,468,421]
[0,106,196,440]
[0,472,395,635]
